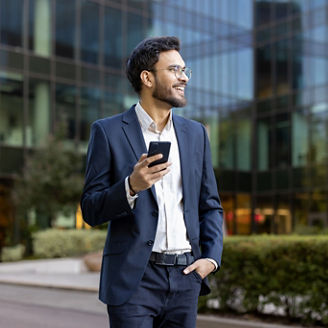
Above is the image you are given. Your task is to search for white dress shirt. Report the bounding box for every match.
[125,103,217,268]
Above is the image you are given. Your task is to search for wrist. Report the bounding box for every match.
[128,176,137,195]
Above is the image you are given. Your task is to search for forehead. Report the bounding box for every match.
[156,50,185,67]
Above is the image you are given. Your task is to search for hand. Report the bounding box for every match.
[129,153,171,194]
[183,259,215,279]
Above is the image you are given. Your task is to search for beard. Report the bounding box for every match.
[152,77,187,108]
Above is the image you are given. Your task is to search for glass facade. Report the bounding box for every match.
[1,0,328,235]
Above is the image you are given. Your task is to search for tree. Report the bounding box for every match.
[13,132,84,231]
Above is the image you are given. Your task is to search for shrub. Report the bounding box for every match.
[33,229,106,258]
[208,235,328,325]
[1,244,25,262]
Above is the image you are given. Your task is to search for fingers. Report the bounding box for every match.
[183,263,196,275]
[183,259,215,279]
[141,153,163,167]
[130,153,171,193]
[148,166,171,184]
[149,161,172,173]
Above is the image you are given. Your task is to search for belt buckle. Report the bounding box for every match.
[156,253,176,266]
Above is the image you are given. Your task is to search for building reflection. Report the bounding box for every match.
[0,0,328,239]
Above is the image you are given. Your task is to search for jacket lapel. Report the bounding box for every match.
[122,105,147,161]
[121,105,157,202]
[173,114,190,211]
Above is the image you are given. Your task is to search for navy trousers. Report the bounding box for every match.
[107,261,202,328]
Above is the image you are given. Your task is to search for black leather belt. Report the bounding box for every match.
[149,252,194,266]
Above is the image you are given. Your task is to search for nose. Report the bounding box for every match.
[178,71,188,82]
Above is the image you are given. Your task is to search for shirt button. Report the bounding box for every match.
[147,240,154,246]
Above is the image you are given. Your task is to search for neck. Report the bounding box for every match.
[139,98,171,131]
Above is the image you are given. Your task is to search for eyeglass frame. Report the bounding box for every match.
[148,65,192,80]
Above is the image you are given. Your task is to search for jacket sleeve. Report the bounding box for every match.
[199,124,224,268]
[80,121,133,227]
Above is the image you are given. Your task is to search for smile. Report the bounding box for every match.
[174,86,185,95]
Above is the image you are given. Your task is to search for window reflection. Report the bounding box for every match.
[221,193,235,235]
[80,87,101,151]
[219,112,234,169]
[293,193,309,228]
[236,194,251,234]
[55,84,77,145]
[255,0,272,27]
[27,79,50,147]
[292,109,309,167]
[55,0,76,59]
[310,107,328,164]
[256,44,273,98]
[255,196,273,234]
[275,195,292,234]
[104,7,122,68]
[29,0,51,57]
[0,72,24,146]
[0,49,24,70]
[308,191,327,228]
[275,113,290,169]
[81,1,99,64]
[0,0,23,47]
[275,39,289,95]
[236,115,251,171]
[0,0,328,237]
[203,113,219,167]
[103,91,124,118]
[127,12,145,57]
[257,117,272,171]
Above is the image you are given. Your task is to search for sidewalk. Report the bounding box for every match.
[0,257,99,291]
[0,258,305,328]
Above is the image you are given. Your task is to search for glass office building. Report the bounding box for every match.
[0,0,327,236]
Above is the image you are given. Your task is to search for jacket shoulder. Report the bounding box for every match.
[93,112,124,128]
[173,114,205,133]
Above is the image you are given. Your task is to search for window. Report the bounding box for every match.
[0,0,23,47]
[104,7,122,68]
[81,1,99,64]
[27,79,50,147]
[29,0,51,56]
[55,0,76,58]
[0,72,24,147]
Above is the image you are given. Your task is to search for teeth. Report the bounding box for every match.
[175,87,185,91]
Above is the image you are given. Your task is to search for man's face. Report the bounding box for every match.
[151,50,189,108]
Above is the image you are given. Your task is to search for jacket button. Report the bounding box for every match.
[147,240,154,246]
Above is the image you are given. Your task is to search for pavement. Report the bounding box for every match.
[0,258,306,328]
[0,257,99,291]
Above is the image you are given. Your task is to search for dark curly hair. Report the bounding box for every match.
[126,36,180,94]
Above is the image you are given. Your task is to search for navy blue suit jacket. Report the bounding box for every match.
[81,106,224,305]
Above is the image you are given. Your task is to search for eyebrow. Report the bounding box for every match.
[168,64,186,69]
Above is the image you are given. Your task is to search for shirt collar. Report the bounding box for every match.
[135,102,172,133]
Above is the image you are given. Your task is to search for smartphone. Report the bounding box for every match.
[147,141,171,168]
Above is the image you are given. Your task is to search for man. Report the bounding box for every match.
[81,36,223,328]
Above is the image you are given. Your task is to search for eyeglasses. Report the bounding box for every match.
[150,65,192,80]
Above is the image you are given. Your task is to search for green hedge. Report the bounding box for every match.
[33,229,106,258]
[208,236,328,325]
[1,244,25,262]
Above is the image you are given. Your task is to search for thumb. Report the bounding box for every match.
[183,263,196,275]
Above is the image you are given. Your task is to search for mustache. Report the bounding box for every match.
[173,83,187,88]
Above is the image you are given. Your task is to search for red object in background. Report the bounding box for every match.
[255,213,265,223]
[226,211,233,221]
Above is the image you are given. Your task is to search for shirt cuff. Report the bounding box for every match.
[125,176,138,209]
[205,258,218,271]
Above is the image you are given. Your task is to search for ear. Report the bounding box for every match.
[140,70,154,89]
